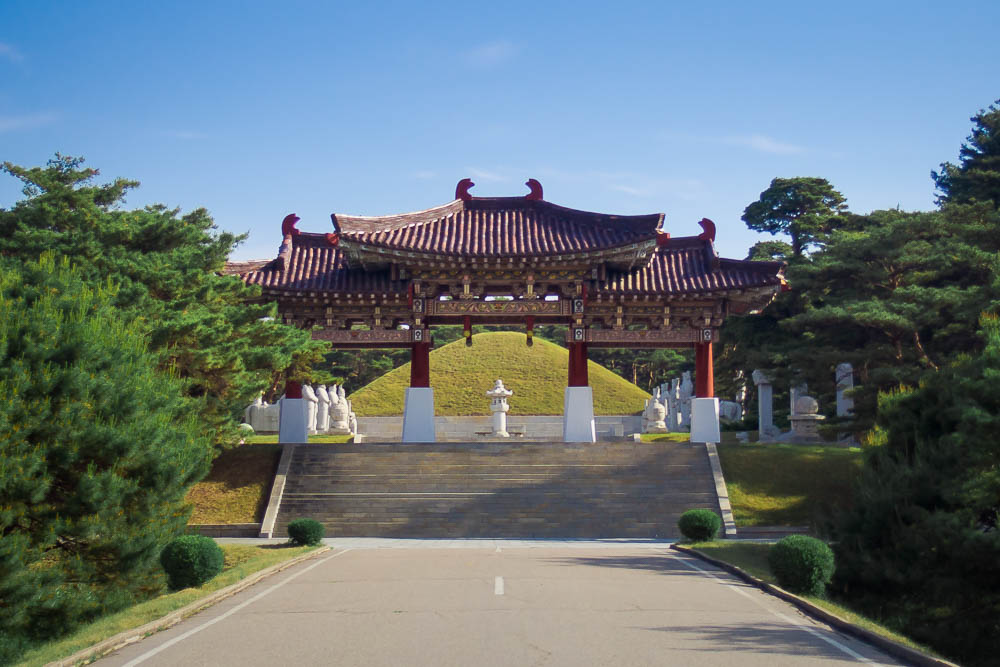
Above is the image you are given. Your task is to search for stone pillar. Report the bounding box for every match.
[753,370,780,440]
[564,341,595,442]
[403,340,435,442]
[836,363,855,417]
[278,380,308,443]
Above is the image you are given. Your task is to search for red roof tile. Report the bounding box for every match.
[240,233,393,293]
[335,198,663,257]
[597,237,785,295]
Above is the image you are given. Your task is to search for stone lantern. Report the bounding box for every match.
[788,395,825,441]
[486,379,513,438]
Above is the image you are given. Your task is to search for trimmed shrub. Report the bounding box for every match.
[678,509,722,541]
[768,535,834,596]
[287,518,325,546]
[160,536,224,590]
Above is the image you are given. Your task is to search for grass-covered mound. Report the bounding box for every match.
[349,331,651,416]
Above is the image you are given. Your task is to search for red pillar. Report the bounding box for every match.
[568,342,589,387]
[695,342,714,398]
[410,342,430,388]
[284,380,302,398]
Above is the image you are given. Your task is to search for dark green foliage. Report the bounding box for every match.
[0,156,330,446]
[678,509,721,541]
[933,99,1000,207]
[287,518,325,546]
[742,177,847,256]
[0,256,211,663]
[830,315,1000,666]
[768,535,834,596]
[160,536,224,590]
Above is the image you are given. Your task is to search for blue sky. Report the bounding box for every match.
[2,1,997,261]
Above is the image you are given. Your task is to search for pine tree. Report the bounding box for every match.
[933,99,1000,207]
[0,256,212,662]
[830,314,1000,666]
[0,156,330,444]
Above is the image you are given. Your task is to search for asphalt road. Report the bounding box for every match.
[100,541,901,666]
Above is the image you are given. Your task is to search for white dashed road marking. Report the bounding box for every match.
[494,576,504,595]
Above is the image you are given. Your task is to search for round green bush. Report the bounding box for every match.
[768,535,835,596]
[678,509,722,541]
[160,536,224,590]
[287,518,325,546]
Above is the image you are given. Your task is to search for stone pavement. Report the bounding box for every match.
[99,540,901,666]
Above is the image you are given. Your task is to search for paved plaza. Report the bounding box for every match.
[100,540,900,666]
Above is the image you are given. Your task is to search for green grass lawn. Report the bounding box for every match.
[685,541,940,657]
[15,544,320,667]
[348,331,651,416]
[716,442,863,527]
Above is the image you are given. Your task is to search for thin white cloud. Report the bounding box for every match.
[165,130,208,140]
[0,42,23,62]
[0,112,58,133]
[659,131,805,155]
[465,40,517,68]
[466,167,505,182]
[728,133,804,155]
[412,170,436,180]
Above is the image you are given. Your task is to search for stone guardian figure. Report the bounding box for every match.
[316,384,332,433]
[302,384,319,434]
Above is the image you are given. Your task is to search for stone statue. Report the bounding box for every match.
[302,384,319,434]
[667,378,681,431]
[643,387,667,433]
[244,393,263,425]
[316,385,331,433]
[679,371,694,429]
[719,400,742,423]
[329,383,352,434]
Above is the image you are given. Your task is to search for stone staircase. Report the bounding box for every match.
[272,441,721,539]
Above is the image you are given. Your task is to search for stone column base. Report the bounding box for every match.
[278,398,308,443]
[402,387,436,442]
[690,397,721,443]
[563,386,596,442]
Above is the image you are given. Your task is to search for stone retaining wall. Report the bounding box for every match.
[357,415,642,442]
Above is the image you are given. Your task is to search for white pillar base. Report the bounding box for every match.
[402,387,436,442]
[690,397,721,443]
[278,398,308,443]
[563,386,596,442]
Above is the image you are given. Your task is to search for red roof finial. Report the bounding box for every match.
[456,178,475,201]
[281,213,301,237]
[525,178,543,200]
[697,218,716,242]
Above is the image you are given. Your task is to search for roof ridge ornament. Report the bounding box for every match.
[456,178,475,201]
[525,178,543,200]
[697,218,716,242]
[281,213,301,237]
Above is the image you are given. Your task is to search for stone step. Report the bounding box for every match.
[272,440,721,539]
